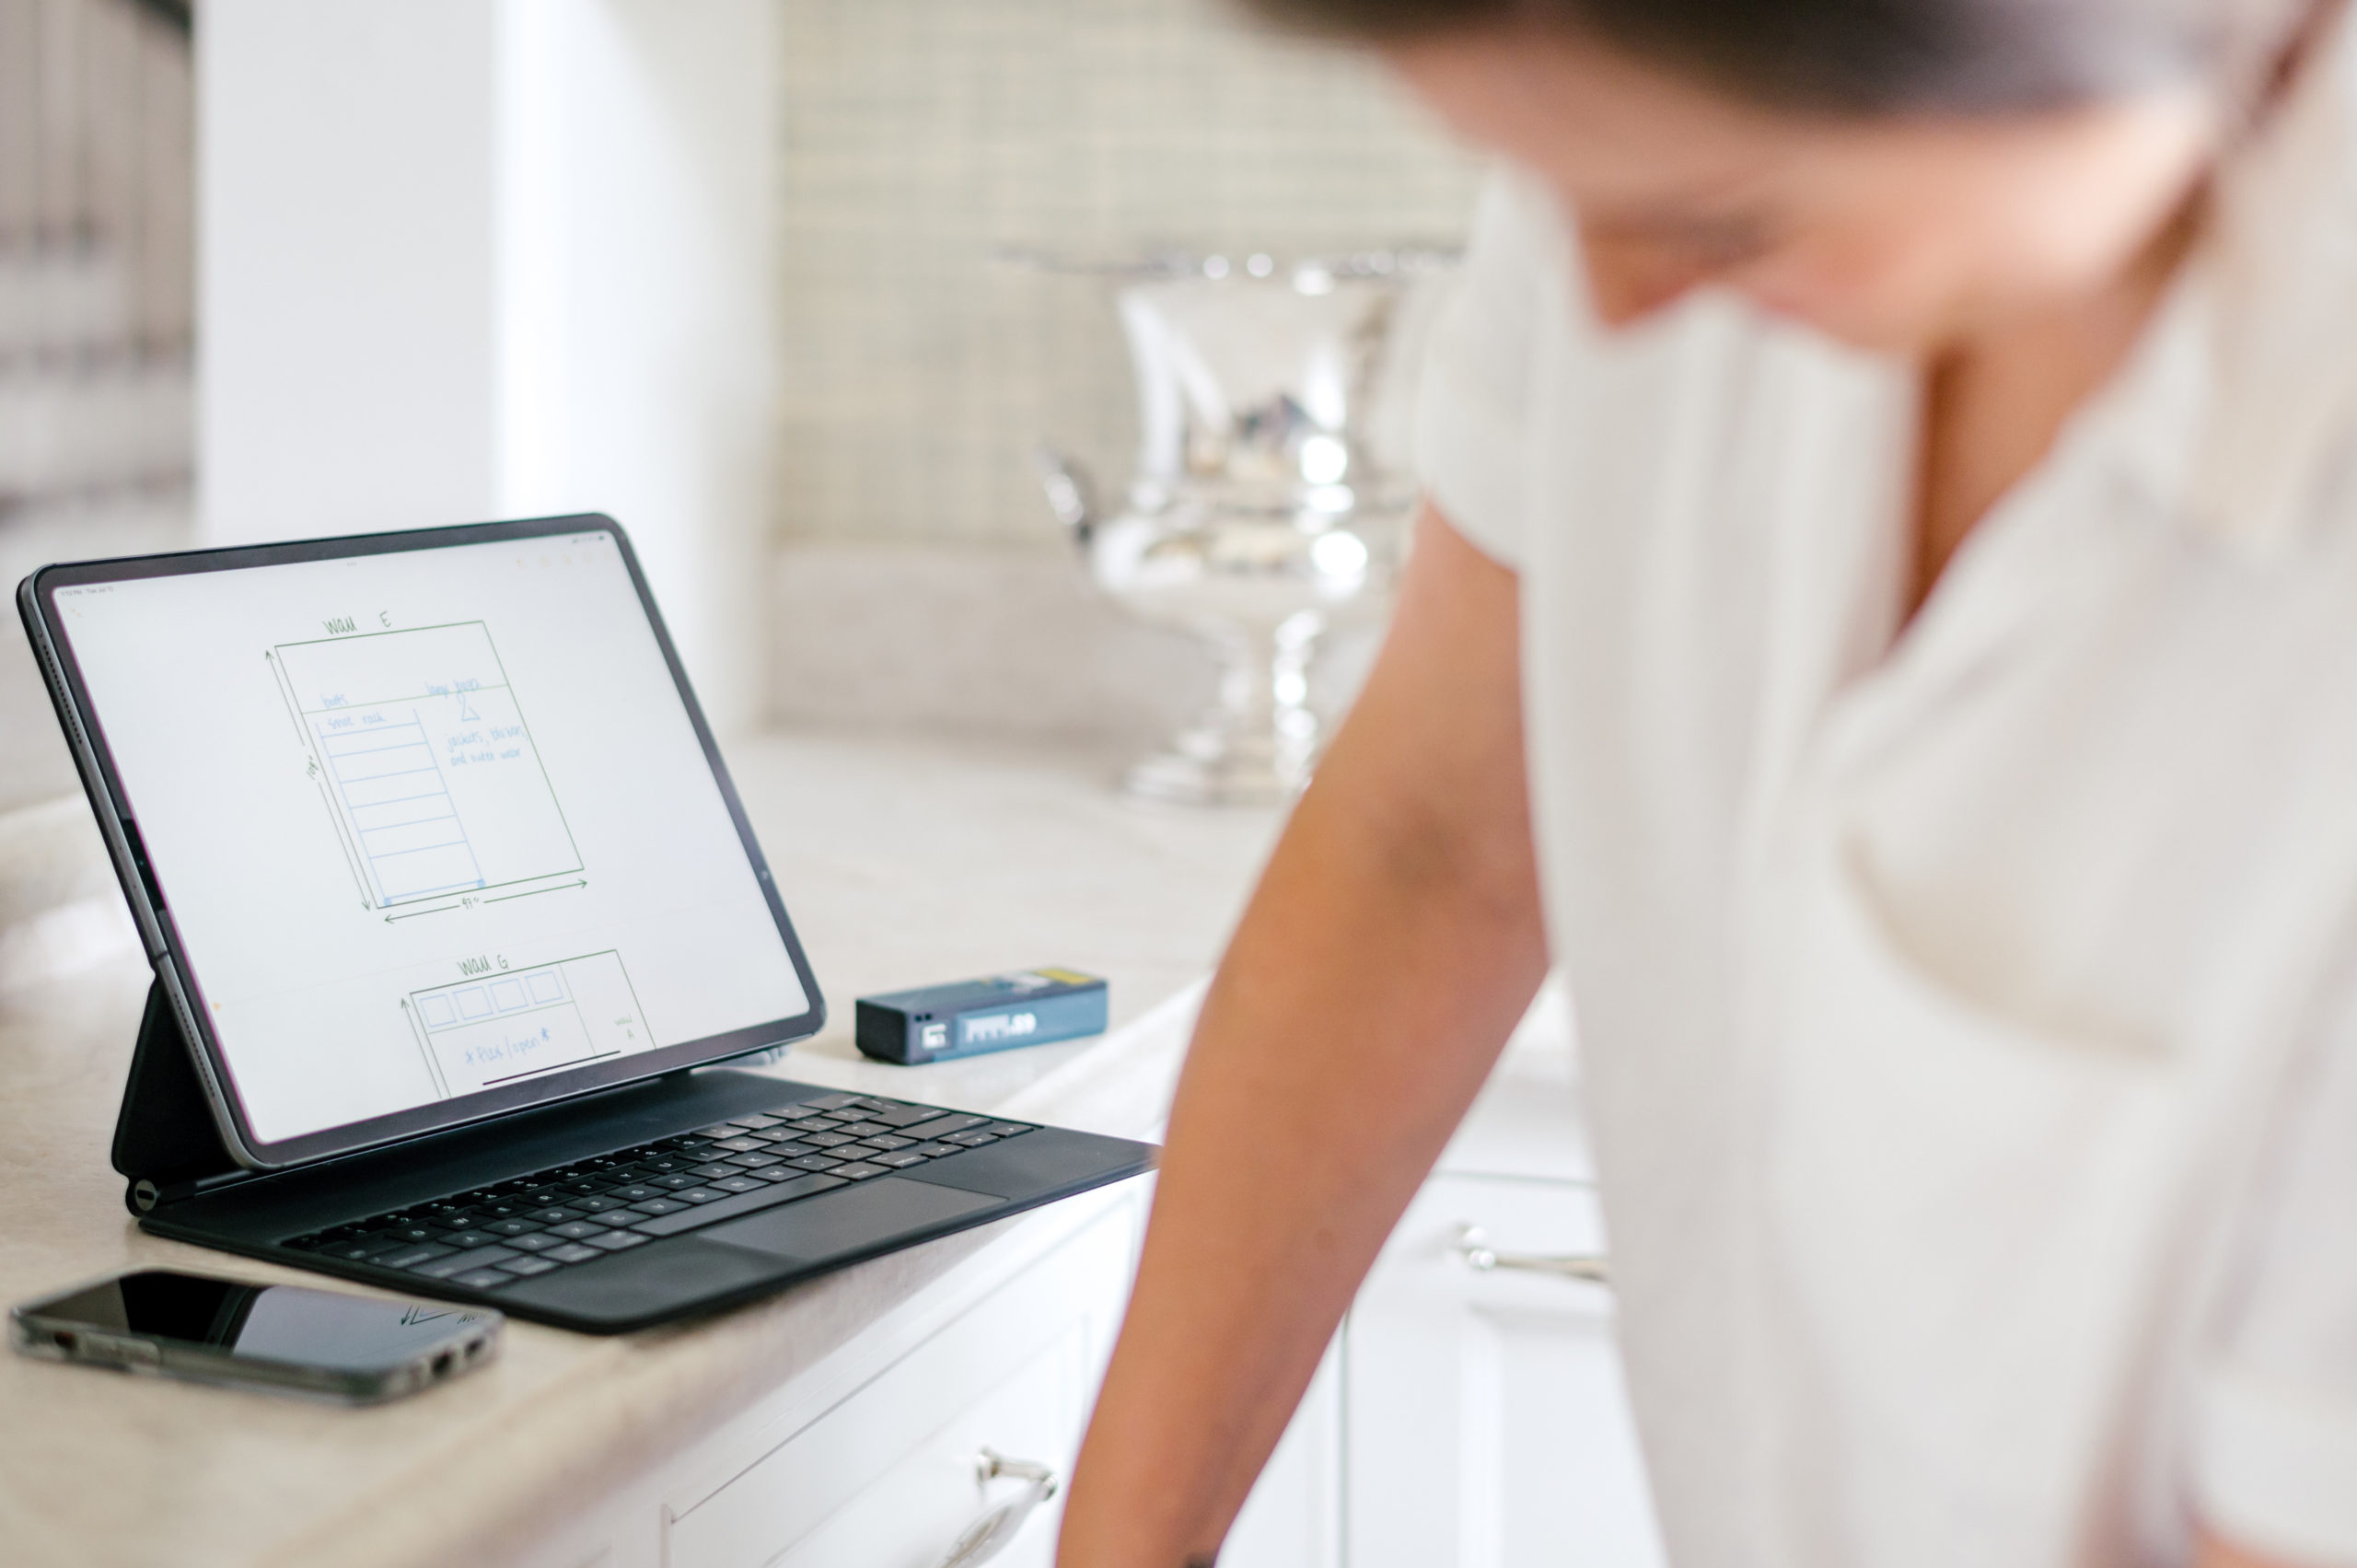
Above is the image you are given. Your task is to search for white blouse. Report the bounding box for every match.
[1415,20,2357,1568]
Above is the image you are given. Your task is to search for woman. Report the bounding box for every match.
[1059,1,2356,1564]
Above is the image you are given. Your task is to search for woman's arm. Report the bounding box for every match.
[1054,505,1549,1566]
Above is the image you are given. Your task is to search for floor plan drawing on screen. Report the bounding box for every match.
[402,949,649,1097]
[273,622,583,910]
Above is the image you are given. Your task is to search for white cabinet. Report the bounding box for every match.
[1345,1176,1663,1568]
[666,1206,1127,1568]
[1226,993,1665,1568]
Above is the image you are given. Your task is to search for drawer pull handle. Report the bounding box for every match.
[933,1448,1060,1568]
[1455,1224,1608,1283]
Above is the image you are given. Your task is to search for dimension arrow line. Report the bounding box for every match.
[385,900,467,923]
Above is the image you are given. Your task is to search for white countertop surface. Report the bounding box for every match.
[0,730,1283,1568]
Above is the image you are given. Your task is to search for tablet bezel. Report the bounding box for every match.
[17,514,827,1171]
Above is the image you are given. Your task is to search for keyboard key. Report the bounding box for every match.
[573,1195,627,1213]
[545,1243,603,1264]
[873,1151,929,1169]
[451,1269,517,1290]
[473,1202,529,1219]
[711,1176,766,1194]
[630,1198,688,1216]
[638,1156,691,1174]
[858,1134,913,1152]
[788,1154,843,1172]
[377,1244,454,1270]
[707,1136,768,1154]
[799,1093,865,1110]
[385,1224,441,1245]
[868,1104,949,1128]
[485,1219,543,1237]
[501,1257,559,1277]
[691,1162,744,1180]
[945,1131,1000,1147]
[671,1187,726,1203]
[784,1117,836,1134]
[414,1245,522,1278]
[654,1174,703,1190]
[558,1178,610,1196]
[983,1123,1033,1138]
[436,1229,501,1249]
[693,1121,749,1138]
[763,1141,815,1158]
[590,1167,649,1186]
[834,1121,893,1139]
[726,1152,784,1168]
[505,1233,563,1252]
[749,1165,809,1182]
[906,1144,959,1159]
[528,1207,580,1225]
[631,1172,849,1236]
[802,1132,856,1148]
[548,1221,610,1240]
[319,1237,406,1261]
[586,1230,650,1252]
[731,1113,785,1129]
[901,1113,991,1141]
[831,1162,888,1180]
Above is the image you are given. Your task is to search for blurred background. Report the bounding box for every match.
[0,0,1478,812]
[0,0,192,809]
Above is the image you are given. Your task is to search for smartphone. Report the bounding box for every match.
[10,1270,502,1404]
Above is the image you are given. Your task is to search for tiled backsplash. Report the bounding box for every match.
[775,0,1480,553]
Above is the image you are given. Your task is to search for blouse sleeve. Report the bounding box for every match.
[2194,1005,2357,1564]
[1411,169,1565,571]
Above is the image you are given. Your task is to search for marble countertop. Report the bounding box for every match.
[0,729,1282,1568]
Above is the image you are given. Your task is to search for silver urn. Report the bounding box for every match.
[1036,249,1451,807]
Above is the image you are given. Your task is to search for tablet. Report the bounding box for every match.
[18,516,824,1169]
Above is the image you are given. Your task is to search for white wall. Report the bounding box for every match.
[198,0,774,732]
[772,0,1478,552]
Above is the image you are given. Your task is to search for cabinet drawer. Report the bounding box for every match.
[1347,1175,1663,1568]
[666,1206,1132,1568]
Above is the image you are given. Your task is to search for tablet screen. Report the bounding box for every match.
[40,523,815,1160]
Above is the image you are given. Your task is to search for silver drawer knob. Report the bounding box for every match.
[1455,1223,1609,1283]
[932,1448,1060,1568]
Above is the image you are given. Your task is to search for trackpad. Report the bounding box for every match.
[702,1177,1004,1263]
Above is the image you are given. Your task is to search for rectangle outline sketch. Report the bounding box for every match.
[270,621,585,910]
[401,948,651,1098]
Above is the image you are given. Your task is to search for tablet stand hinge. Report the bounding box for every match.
[111,978,245,1215]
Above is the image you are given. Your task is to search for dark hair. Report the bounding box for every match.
[1243,0,2260,113]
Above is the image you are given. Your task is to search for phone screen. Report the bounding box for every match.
[30,1271,493,1373]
